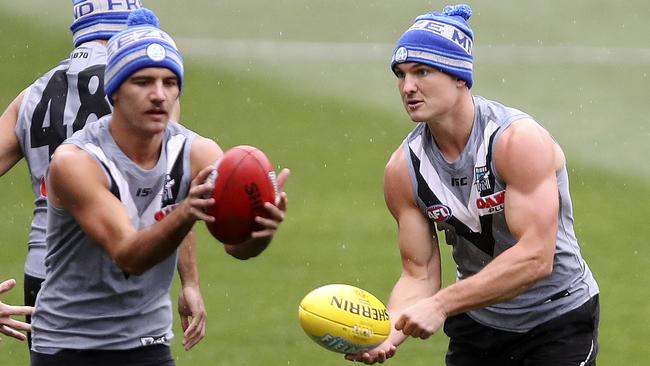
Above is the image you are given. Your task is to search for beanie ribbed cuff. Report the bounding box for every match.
[70,0,142,47]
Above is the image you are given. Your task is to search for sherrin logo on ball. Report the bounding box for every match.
[298,284,390,354]
[204,145,278,244]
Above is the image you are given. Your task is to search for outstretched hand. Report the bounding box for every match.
[344,340,397,364]
[0,279,34,342]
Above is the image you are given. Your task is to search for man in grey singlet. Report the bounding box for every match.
[30,7,289,366]
[0,0,208,353]
[346,4,599,366]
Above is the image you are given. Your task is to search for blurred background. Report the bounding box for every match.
[1,1,648,365]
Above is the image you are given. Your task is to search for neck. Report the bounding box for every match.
[426,92,475,162]
[109,114,164,170]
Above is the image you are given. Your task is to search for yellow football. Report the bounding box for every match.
[298,284,391,354]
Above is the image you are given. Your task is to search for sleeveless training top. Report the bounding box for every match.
[15,42,111,278]
[31,116,196,352]
[403,95,599,332]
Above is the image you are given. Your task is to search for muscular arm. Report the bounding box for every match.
[0,91,26,176]
[384,147,442,344]
[47,144,217,275]
[346,146,441,363]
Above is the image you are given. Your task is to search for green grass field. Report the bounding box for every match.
[1,1,649,365]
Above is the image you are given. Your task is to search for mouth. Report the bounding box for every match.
[406,100,423,111]
[145,109,168,120]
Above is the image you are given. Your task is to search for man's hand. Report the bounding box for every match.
[180,165,218,224]
[251,168,290,239]
[394,296,447,340]
[223,168,290,259]
[178,285,206,350]
[0,279,33,341]
[344,339,397,364]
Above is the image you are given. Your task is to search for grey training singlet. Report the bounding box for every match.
[31,116,196,352]
[404,95,599,332]
[15,42,111,278]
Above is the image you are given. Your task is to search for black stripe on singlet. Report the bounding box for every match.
[162,142,185,207]
[410,128,501,257]
[99,161,121,200]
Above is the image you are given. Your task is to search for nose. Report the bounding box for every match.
[401,74,417,95]
[150,80,166,102]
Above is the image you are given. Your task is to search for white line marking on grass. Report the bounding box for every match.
[178,38,650,65]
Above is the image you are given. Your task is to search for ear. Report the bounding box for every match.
[456,78,467,88]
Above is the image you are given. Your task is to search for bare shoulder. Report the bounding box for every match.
[384,145,409,190]
[495,118,560,186]
[8,89,26,113]
[189,135,223,176]
[0,90,26,128]
[498,118,550,147]
[384,145,416,217]
[50,144,96,171]
[48,144,107,208]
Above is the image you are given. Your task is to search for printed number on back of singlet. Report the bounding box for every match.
[30,64,111,158]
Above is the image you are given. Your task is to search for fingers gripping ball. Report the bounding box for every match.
[298,284,391,354]
[205,145,279,244]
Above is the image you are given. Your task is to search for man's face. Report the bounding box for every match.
[393,62,463,123]
[112,67,179,133]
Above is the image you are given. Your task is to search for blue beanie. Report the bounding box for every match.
[70,0,143,47]
[104,8,184,103]
[391,4,474,88]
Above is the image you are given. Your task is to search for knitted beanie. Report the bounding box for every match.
[391,4,474,88]
[70,0,143,47]
[104,8,184,103]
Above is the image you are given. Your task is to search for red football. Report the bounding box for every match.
[205,145,278,244]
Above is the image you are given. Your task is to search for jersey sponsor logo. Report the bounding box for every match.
[426,204,452,222]
[474,165,491,193]
[476,190,505,215]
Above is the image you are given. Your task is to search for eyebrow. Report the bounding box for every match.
[129,75,178,82]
